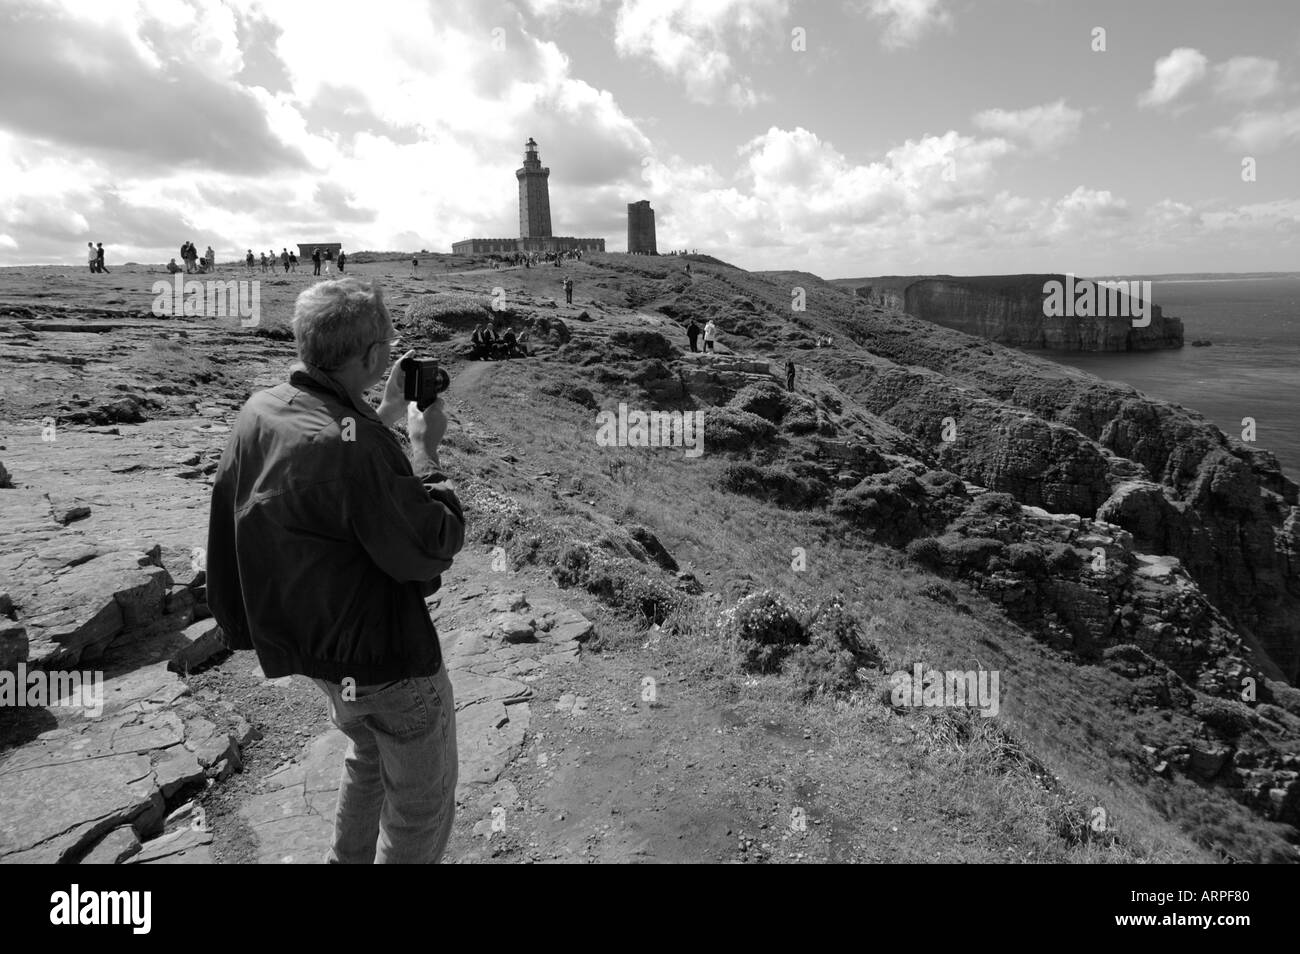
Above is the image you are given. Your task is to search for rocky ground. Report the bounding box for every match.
[2,255,1298,863]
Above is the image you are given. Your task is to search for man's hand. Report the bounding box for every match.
[408,395,448,472]
[376,349,415,427]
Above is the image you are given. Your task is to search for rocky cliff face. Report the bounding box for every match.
[898,276,1184,351]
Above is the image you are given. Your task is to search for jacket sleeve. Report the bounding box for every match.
[346,446,466,584]
[205,433,254,651]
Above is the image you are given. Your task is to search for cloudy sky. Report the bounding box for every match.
[1,0,1297,276]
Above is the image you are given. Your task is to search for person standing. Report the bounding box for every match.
[207,278,464,864]
[785,357,796,392]
[289,250,298,272]
[246,249,255,274]
[337,249,347,273]
[260,252,268,273]
[96,242,109,274]
[324,247,333,275]
[87,242,97,273]
[686,319,700,353]
[206,246,216,272]
[313,247,322,276]
[281,248,290,273]
[563,277,573,305]
[411,255,418,277]
[703,318,717,353]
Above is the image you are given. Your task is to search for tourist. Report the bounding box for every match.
[324,247,333,275]
[96,242,109,274]
[338,249,347,273]
[167,258,182,274]
[411,255,418,276]
[260,252,269,273]
[281,248,290,273]
[289,251,298,272]
[686,319,700,353]
[246,249,255,274]
[313,247,322,276]
[207,277,464,865]
[685,262,692,277]
[87,242,97,273]
[470,324,486,359]
[563,277,573,305]
[516,327,530,357]
[703,318,717,353]
[206,246,216,272]
[786,357,796,392]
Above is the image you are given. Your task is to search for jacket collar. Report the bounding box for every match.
[288,361,383,425]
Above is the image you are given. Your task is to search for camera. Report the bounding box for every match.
[401,357,450,410]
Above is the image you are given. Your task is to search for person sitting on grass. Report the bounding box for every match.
[167,258,183,274]
[502,327,518,357]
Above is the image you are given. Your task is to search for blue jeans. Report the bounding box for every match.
[312,666,458,864]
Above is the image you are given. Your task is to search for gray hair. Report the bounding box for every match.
[292,278,390,369]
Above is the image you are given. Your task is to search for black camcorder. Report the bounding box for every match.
[401,357,450,410]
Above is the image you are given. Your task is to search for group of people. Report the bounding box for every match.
[238,246,347,276]
[85,242,109,273]
[685,318,718,353]
[174,242,215,273]
[815,334,835,347]
[469,323,529,360]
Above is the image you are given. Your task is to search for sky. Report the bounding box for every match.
[1,0,1297,277]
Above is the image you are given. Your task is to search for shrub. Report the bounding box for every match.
[905,537,943,569]
[718,462,827,509]
[406,293,491,338]
[718,589,809,674]
[788,600,884,699]
[703,406,777,451]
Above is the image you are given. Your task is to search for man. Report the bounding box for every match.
[686,319,700,353]
[338,249,347,273]
[87,242,97,273]
[206,246,216,272]
[324,247,333,275]
[563,277,573,305]
[207,278,464,864]
[281,248,290,273]
[313,247,323,276]
[246,249,255,274]
[96,243,109,274]
[785,357,796,392]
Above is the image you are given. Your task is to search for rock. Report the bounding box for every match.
[487,591,529,614]
[1188,740,1232,781]
[546,608,594,643]
[47,494,91,525]
[131,825,213,864]
[167,618,227,674]
[498,613,536,643]
[79,826,141,864]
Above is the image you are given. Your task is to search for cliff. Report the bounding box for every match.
[833,274,1184,352]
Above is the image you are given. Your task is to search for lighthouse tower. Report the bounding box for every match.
[516,137,553,239]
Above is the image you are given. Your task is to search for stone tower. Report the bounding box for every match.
[516,137,553,239]
[627,199,656,254]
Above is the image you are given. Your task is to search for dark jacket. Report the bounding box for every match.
[206,363,464,683]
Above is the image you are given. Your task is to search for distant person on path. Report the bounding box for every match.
[785,358,796,392]
[338,250,347,273]
[313,248,322,276]
[703,319,717,353]
[96,243,108,274]
[260,252,269,274]
[686,319,700,353]
[246,249,255,274]
[207,277,464,864]
[87,242,97,273]
[206,246,216,271]
[563,277,573,304]
[281,249,290,273]
[289,251,298,272]
[411,256,418,276]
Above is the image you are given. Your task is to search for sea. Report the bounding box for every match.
[1031,275,1300,479]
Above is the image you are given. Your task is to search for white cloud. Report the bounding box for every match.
[612,0,787,106]
[971,100,1082,153]
[862,0,952,50]
[1138,47,1208,108]
[1213,107,1300,151]
[1212,56,1282,103]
